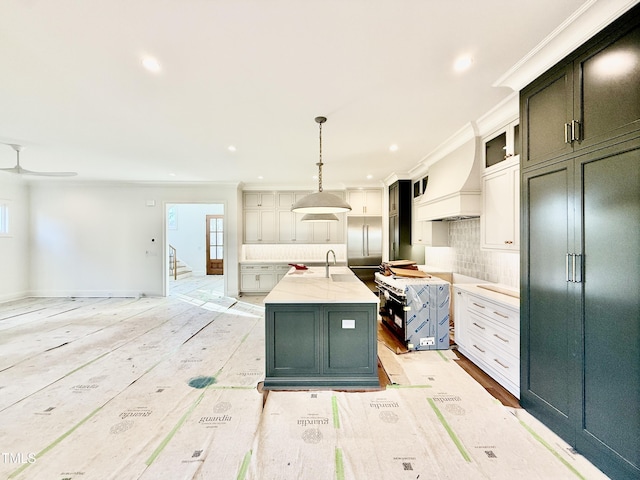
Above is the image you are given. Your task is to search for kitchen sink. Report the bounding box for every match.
[331,273,359,282]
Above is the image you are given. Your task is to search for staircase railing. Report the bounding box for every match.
[169,244,177,280]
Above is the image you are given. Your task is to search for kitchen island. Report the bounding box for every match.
[263,266,379,390]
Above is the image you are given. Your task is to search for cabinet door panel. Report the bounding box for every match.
[325,308,374,373]
[522,66,574,168]
[522,163,575,421]
[578,25,640,150]
[482,168,514,248]
[580,148,640,467]
[270,309,320,374]
[244,210,260,243]
[260,210,277,242]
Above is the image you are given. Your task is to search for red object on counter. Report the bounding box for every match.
[288,263,308,270]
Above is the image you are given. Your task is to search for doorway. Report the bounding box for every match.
[166,203,225,296]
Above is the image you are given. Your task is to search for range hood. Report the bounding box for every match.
[414,134,483,221]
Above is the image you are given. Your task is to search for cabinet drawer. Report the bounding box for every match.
[467,295,519,329]
[468,310,518,358]
[487,345,519,386]
[241,264,273,272]
[467,330,519,386]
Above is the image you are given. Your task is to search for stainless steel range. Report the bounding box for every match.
[375,272,450,351]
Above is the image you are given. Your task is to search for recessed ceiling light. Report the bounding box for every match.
[142,56,161,73]
[228,145,237,152]
[366,174,373,180]
[312,175,318,180]
[168,173,176,177]
[389,144,398,152]
[454,55,473,72]
[257,175,264,180]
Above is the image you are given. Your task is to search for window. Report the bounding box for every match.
[167,206,177,230]
[0,201,9,236]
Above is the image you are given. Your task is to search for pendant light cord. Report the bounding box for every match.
[317,120,323,192]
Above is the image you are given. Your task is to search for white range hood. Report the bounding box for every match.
[415,134,483,221]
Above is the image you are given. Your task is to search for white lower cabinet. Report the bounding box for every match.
[454,286,520,398]
[241,264,277,293]
[240,264,291,293]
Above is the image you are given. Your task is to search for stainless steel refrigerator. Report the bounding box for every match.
[347,216,383,290]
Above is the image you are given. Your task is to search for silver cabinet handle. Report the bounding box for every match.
[494,333,509,343]
[565,123,572,144]
[566,253,583,283]
[574,254,582,283]
[493,311,509,319]
[472,302,485,309]
[494,358,509,369]
[473,344,485,353]
[472,322,485,330]
[572,120,581,141]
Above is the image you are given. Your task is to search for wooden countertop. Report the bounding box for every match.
[263,266,378,304]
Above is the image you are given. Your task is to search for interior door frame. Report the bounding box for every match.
[163,202,226,296]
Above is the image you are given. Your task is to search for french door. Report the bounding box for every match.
[206,215,223,275]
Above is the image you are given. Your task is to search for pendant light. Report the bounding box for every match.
[301,213,339,222]
[291,116,352,215]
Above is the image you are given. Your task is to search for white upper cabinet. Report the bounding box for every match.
[346,189,382,216]
[481,158,519,251]
[244,192,276,209]
[413,220,449,247]
[483,120,520,171]
[243,190,345,244]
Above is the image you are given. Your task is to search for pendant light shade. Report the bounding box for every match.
[291,116,352,214]
[301,212,339,222]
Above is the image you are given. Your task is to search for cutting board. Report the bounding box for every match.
[390,267,429,278]
[387,260,417,267]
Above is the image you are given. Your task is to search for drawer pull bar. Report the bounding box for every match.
[493,358,509,369]
[472,344,485,353]
[472,302,485,309]
[472,322,485,330]
[493,311,509,319]
[493,334,508,343]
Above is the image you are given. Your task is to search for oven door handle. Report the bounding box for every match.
[377,285,406,304]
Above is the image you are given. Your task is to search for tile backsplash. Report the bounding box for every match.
[242,244,347,262]
[425,218,519,289]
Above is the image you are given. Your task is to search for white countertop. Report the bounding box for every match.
[454,283,520,310]
[264,266,378,304]
[240,260,347,265]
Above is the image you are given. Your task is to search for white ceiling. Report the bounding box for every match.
[0,0,593,188]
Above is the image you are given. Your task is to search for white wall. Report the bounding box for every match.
[167,203,224,275]
[27,182,241,298]
[0,176,30,302]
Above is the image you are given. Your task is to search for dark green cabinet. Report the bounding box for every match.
[520,6,640,479]
[264,303,379,389]
[388,180,424,263]
[521,16,640,170]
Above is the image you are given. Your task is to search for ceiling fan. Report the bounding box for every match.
[1,144,77,177]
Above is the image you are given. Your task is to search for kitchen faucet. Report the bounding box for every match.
[325,249,336,278]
